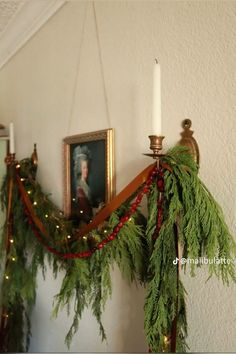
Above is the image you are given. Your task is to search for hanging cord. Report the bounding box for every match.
[67,2,89,135]
[67,2,111,134]
[92,1,111,128]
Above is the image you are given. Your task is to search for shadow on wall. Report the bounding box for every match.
[102,265,147,352]
[121,284,147,351]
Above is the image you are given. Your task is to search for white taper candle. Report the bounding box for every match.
[9,122,15,154]
[152,59,162,136]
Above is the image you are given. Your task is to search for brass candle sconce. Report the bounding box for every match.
[144,119,199,167]
[178,119,199,165]
[144,135,165,160]
[31,143,38,166]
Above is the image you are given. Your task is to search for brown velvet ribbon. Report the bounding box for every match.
[76,163,157,237]
[76,161,172,237]
[16,174,50,238]
[16,163,159,240]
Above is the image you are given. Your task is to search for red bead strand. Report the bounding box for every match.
[21,165,161,259]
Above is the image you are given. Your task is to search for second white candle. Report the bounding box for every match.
[9,122,15,154]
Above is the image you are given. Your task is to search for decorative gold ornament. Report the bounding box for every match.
[5,153,16,166]
[178,119,199,165]
[31,143,38,166]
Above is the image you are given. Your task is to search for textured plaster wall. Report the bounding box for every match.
[0,0,236,352]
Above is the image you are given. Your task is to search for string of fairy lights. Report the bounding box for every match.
[16,163,158,259]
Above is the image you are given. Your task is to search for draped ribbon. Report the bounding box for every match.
[15,163,164,258]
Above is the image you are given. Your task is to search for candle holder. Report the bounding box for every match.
[143,135,165,160]
[4,153,16,166]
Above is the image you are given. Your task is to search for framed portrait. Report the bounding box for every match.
[63,129,115,225]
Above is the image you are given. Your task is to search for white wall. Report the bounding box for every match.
[0,0,236,352]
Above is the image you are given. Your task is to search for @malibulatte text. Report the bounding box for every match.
[173,257,233,265]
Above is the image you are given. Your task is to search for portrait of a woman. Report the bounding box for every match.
[64,129,114,225]
[72,145,93,224]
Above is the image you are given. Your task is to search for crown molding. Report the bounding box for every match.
[0,0,66,70]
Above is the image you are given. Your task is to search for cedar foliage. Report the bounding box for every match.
[144,147,236,352]
[0,147,235,352]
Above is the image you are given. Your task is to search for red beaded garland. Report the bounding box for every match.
[21,165,161,259]
[143,187,150,194]
[108,234,115,241]
[120,215,128,223]
[157,178,164,192]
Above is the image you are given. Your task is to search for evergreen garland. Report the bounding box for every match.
[0,146,235,352]
[144,147,236,352]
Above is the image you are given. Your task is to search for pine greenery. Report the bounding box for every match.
[144,147,236,352]
[0,147,235,352]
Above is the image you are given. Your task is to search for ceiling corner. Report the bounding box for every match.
[0,0,66,70]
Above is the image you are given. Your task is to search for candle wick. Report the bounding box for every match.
[155,58,158,64]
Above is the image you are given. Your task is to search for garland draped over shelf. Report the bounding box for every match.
[0,146,235,352]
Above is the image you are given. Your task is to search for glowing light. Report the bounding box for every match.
[11,257,16,261]
[45,214,49,218]
[82,236,87,240]
[10,239,14,244]
[27,190,32,195]
[5,275,9,280]
[20,178,25,182]
[72,198,76,202]
[33,201,37,206]
[129,217,132,222]
[79,210,84,214]
[67,235,71,239]
[56,225,60,229]
[104,229,108,234]
[16,164,21,169]
[163,336,170,344]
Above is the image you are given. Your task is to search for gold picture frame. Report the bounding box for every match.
[63,129,115,224]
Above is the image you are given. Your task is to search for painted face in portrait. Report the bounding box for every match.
[80,159,89,181]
